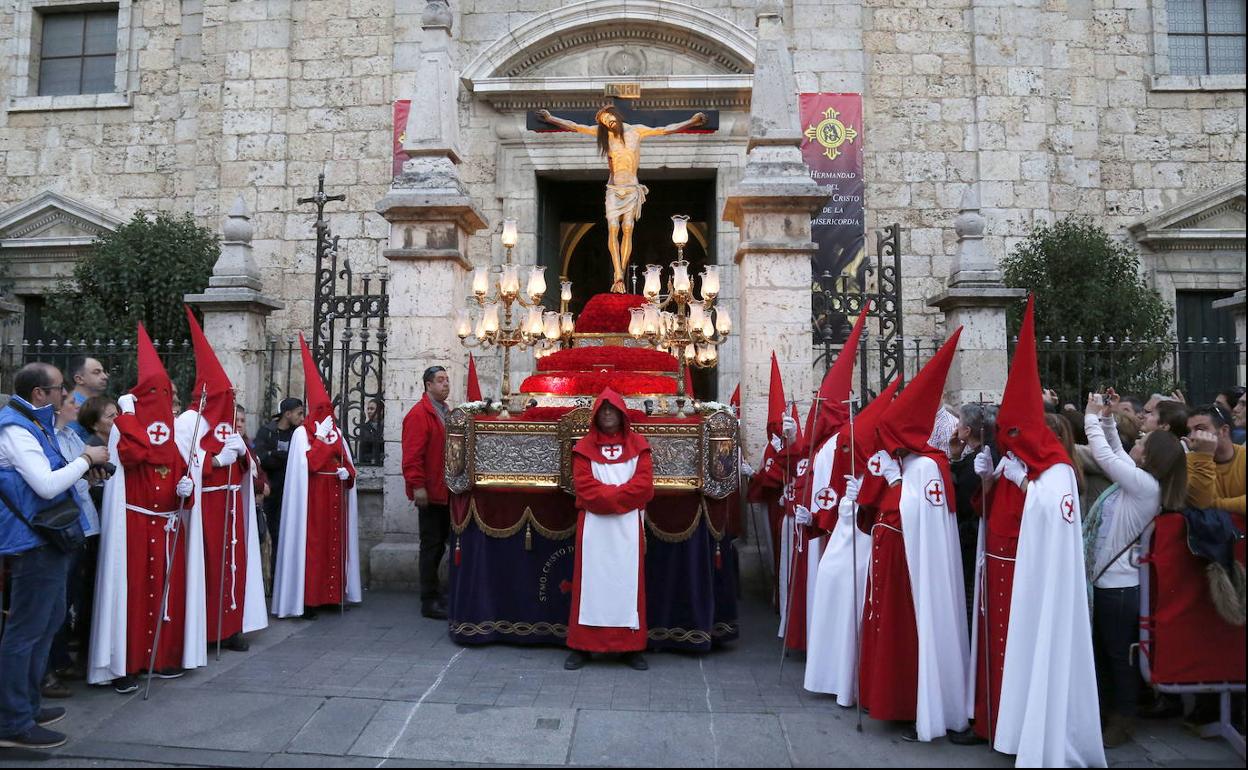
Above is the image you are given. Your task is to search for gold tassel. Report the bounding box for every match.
[525,522,533,551]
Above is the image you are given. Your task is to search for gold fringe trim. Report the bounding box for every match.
[451,620,568,638]
[453,497,577,540]
[646,498,727,543]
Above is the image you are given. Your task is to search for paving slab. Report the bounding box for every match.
[350,702,576,764]
[569,710,792,767]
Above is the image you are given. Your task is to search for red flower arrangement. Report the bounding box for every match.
[575,293,647,334]
[519,372,677,396]
[536,346,678,373]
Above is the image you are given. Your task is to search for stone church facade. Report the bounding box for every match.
[2,0,1244,585]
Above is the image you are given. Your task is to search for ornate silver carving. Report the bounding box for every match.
[476,433,561,476]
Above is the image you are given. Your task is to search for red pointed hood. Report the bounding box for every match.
[843,377,902,470]
[299,334,335,427]
[811,303,870,450]
[997,295,1071,477]
[878,327,963,457]
[765,354,786,440]
[130,323,180,463]
[730,383,740,411]
[466,353,483,402]
[573,388,650,464]
[185,306,236,453]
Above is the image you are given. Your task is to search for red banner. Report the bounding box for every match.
[392,100,411,177]
[799,94,865,282]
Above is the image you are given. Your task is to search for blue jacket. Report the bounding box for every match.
[0,398,85,555]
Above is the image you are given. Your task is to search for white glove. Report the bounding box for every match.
[843,474,862,503]
[314,416,334,440]
[335,467,350,481]
[973,447,995,480]
[870,450,902,485]
[214,445,240,467]
[739,458,754,476]
[781,414,798,445]
[224,432,248,455]
[176,476,194,498]
[117,394,136,415]
[997,453,1029,489]
[794,505,812,526]
[837,495,856,519]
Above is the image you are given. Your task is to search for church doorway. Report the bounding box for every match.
[536,172,720,399]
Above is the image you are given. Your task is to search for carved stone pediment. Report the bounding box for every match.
[0,191,122,294]
[462,0,756,112]
[1129,179,1246,252]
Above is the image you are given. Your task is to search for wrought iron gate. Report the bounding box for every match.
[811,223,904,397]
[298,174,389,466]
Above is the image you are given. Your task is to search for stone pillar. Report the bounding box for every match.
[185,197,283,430]
[371,1,487,590]
[927,185,1025,406]
[1212,289,1247,386]
[723,0,828,464]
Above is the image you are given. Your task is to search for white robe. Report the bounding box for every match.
[87,424,208,684]
[174,410,268,636]
[578,457,642,628]
[899,453,970,742]
[968,464,1106,768]
[804,482,870,704]
[777,447,827,642]
[270,426,362,618]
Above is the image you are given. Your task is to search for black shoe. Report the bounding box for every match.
[948,727,987,746]
[113,676,139,694]
[223,633,250,652]
[152,669,185,680]
[35,707,67,727]
[421,602,448,620]
[621,652,649,671]
[299,609,319,620]
[0,725,68,749]
[564,651,590,670]
[54,664,86,682]
[900,724,919,742]
[40,673,71,699]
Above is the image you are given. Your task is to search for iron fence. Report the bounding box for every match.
[1022,335,1244,407]
[1,337,195,400]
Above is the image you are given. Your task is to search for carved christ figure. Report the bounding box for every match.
[537,105,707,293]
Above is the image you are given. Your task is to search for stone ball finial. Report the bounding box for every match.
[954,184,985,239]
[422,0,452,30]
[222,196,253,243]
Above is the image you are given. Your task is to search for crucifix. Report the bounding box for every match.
[528,90,719,293]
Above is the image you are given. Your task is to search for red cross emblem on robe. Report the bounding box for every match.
[1061,493,1075,523]
[601,444,623,461]
[796,459,810,477]
[213,422,234,442]
[814,487,839,511]
[924,479,945,507]
[146,421,171,445]
[320,427,341,446]
[868,455,884,476]
[764,457,774,472]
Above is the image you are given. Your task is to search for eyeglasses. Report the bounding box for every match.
[36,383,69,393]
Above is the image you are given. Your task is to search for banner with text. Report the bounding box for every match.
[799,93,865,282]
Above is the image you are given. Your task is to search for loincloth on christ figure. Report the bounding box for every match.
[605,183,649,222]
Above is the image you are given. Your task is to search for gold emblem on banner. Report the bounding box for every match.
[804,106,859,161]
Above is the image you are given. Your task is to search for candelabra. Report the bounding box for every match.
[456,219,574,417]
[628,215,732,416]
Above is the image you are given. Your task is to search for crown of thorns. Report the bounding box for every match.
[594,104,622,123]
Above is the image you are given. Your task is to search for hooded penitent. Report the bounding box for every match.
[466,353,483,402]
[131,323,181,466]
[573,389,650,465]
[996,295,1071,478]
[185,306,235,454]
[810,303,871,452]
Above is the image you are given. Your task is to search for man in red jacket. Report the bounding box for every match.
[402,366,452,619]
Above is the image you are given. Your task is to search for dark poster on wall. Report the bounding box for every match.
[799,93,865,282]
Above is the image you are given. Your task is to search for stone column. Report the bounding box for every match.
[1212,289,1247,386]
[927,185,1025,406]
[185,197,283,430]
[723,0,828,464]
[371,0,487,590]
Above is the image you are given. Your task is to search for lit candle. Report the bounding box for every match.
[484,303,500,334]
[472,267,489,296]
[716,311,731,335]
[643,265,662,299]
[560,280,572,303]
[688,301,705,332]
[474,315,486,340]
[706,345,718,364]
[501,218,518,248]
[697,345,712,365]
[702,317,714,337]
[643,305,659,335]
[544,311,561,340]
[684,343,695,361]
[629,307,644,338]
[701,265,720,299]
[526,306,543,336]
[527,266,546,301]
[672,262,690,295]
[560,312,575,335]
[455,308,472,338]
[500,264,519,298]
[670,214,690,247]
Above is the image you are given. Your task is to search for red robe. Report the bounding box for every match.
[857,483,919,721]
[303,434,356,607]
[972,482,1023,740]
[202,453,249,643]
[567,451,655,653]
[115,413,189,675]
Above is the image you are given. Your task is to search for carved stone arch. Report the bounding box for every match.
[462,0,756,112]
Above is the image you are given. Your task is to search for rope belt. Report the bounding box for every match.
[127,504,180,621]
[315,471,341,477]
[202,486,242,610]
[202,484,242,493]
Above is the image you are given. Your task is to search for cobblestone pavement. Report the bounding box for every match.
[0,590,1240,767]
